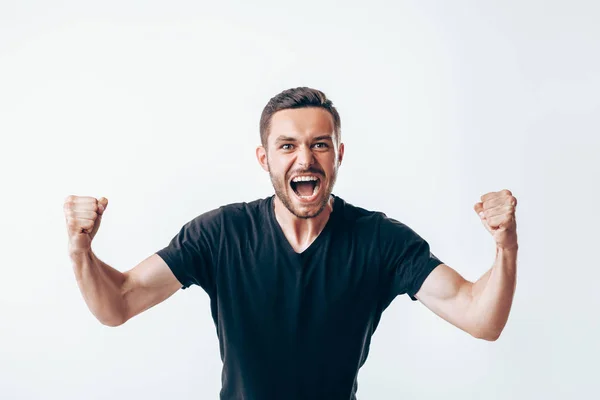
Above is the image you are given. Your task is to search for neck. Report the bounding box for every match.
[273,195,334,253]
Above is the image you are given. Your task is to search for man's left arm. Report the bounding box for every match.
[415,189,518,341]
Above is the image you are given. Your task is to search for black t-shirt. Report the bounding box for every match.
[156,194,443,400]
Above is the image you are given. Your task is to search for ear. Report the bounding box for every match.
[337,142,345,166]
[256,145,269,172]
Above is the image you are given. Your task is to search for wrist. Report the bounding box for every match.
[69,246,93,260]
[496,244,518,256]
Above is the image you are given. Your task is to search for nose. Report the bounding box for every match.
[297,145,314,168]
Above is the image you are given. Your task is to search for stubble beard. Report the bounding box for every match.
[268,164,338,219]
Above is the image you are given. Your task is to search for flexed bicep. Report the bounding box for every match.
[414,264,479,337]
[120,253,183,323]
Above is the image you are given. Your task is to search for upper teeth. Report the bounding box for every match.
[292,176,318,182]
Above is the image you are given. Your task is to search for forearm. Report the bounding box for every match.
[469,246,518,340]
[70,249,127,326]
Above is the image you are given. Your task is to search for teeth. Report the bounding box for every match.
[292,176,318,182]
[296,179,320,199]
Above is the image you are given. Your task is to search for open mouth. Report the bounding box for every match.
[290,175,321,201]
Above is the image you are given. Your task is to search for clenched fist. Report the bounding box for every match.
[474,189,518,251]
[64,195,109,254]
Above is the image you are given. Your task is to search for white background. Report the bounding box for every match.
[1,1,599,399]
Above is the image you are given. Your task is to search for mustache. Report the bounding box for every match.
[288,167,325,180]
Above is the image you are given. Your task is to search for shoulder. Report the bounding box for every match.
[188,197,269,228]
[177,198,268,241]
[218,197,269,221]
[334,195,415,238]
[334,195,390,227]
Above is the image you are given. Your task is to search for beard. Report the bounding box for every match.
[268,163,338,219]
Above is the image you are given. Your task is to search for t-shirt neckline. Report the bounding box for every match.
[267,194,340,257]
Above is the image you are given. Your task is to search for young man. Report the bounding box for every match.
[65,87,518,400]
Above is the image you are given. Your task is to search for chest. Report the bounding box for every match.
[214,230,383,329]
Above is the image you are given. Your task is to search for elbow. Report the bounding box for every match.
[471,327,502,341]
[93,301,129,327]
[96,311,127,327]
[100,318,125,327]
[479,331,502,341]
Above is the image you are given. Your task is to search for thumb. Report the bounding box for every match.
[89,197,108,241]
[97,197,108,215]
[474,202,492,233]
[473,202,484,218]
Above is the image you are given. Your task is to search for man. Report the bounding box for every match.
[64,87,518,400]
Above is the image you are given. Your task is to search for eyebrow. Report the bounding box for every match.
[274,135,296,143]
[312,135,334,142]
[274,135,334,143]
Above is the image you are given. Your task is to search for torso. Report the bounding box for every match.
[211,195,390,400]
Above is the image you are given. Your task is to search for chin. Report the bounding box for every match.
[287,190,331,219]
[271,170,335,219]
[291,203,325,219]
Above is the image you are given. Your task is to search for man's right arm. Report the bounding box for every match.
[64,195,182,327]
[70,250,181,327]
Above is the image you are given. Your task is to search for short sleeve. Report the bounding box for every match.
[155,208,222,296]
[378,214,443,303]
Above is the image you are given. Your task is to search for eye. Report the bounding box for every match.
[313,142,329,149]
[281,144,294,150]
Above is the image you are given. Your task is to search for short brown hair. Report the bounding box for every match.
[259,87,341,147]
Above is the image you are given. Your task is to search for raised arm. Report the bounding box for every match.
[65,195,182,326]
[414,190,518,341]
[70,251,182,326]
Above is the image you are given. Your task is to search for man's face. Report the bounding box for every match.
[256,107,344,219]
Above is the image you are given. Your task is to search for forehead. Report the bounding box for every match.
[268,107,334,143]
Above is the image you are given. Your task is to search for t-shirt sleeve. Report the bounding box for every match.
[378,214,443,302]
[155,208,222,296]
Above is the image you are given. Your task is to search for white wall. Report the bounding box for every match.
[1,1,598,399]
